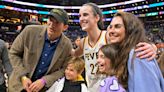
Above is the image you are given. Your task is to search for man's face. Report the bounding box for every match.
[47,16,68,41]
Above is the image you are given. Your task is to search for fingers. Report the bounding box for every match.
[137,50,154,59]
[26,87,31,92]
[29,79,44,92]
[147,53,156,61]
[22,77,32,92]
[135,42,156,61]
[29,83,38,92]
[136,47,151,58]
[135,42,149,52]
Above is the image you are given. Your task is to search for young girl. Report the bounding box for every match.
[97,44,126,92]
[47,57,88,92]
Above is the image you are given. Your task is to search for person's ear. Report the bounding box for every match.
[95,14,100,22]
[79,69,84,75]
[63,25,69,31]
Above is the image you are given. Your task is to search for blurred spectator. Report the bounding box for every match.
[17,21,41,33]
[64,28,87,49]
[5,42,10,49]
[0,39,12,92]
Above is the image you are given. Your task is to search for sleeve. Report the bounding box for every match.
[46,80,58,92]
[100,76,126,92]
[1,41,12,76]
[128,49,164,92]
[9,27,30,78]
[46,77,65,92]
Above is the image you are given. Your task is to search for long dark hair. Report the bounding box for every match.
[83,3,104,30]
[111,12,149,89]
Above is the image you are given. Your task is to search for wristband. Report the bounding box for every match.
[41,78,46,85]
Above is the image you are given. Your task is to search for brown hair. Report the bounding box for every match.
[67,57,85,74]
[110,11,149,89]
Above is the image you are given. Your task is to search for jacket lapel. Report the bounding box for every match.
[47,33,65,72]
[31,26,47,76]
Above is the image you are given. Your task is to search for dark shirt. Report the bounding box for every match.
[32,32,60,81]
[61,79,85,92]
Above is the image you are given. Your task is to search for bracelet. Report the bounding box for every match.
[41,78,46,85]
[21,76,28,81]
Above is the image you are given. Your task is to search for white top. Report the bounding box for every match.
[83,31,107,92]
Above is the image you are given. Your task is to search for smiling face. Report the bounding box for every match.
[47,16,68,41]
[97,50,111,74]
[106,16,126,44]
[65,64,79,81]
[79,5,99,31]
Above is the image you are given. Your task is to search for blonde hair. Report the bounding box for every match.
[67,57,85,74]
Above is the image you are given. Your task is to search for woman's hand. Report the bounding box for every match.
[135,42,157,61]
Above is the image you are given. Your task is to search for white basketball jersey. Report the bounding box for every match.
[83,31,107,92]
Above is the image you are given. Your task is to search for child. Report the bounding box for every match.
[47,57,88,92]
[97,44,126,92]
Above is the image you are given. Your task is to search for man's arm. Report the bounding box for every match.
[9,27,29,78]
[41,68,65,87]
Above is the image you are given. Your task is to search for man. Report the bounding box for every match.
[8,8,72,92]
[0,39,12,92]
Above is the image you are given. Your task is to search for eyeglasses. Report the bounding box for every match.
[108,24,124,29]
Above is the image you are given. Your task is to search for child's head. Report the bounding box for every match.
[65,57,85,81]
[97,44,117,75]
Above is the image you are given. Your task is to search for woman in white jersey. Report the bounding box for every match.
[71,3,157,92]
[72,3,107,92]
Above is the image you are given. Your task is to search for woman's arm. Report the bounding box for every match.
[135,42,157,60]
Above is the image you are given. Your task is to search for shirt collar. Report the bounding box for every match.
[45,31,61,44]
